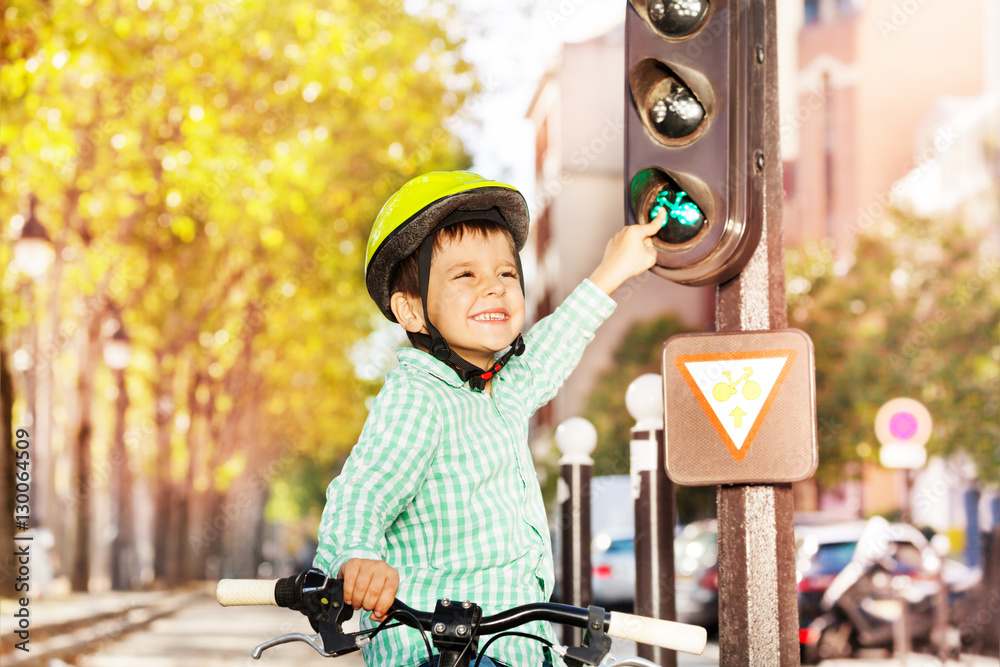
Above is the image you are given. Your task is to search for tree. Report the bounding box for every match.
[2,0,476,587]
[0,349,16,598]
[786,210,999,489]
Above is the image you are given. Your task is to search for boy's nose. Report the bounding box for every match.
[483,275,506,296]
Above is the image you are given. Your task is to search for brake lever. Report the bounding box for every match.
[251,625,373,660]
[264,569,369,658]
[252,632,333,659]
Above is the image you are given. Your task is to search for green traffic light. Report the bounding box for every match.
[649,187,705,244]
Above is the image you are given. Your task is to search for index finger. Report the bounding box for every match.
[339,560,359,605]
[642,207,666,232]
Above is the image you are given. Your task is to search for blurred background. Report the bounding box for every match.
[0,0,997,662]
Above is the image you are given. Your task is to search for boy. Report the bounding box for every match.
[314,171,664,666]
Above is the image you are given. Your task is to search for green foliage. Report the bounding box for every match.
[786,212,999,487]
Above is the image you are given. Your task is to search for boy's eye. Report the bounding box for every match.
[454,271,473,279]
[501,271,519,280]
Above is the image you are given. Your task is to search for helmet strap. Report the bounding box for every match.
[415,208,526,390]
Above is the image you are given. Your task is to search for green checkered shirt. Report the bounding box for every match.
[314,279,617,667]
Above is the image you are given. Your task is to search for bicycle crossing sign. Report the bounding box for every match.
[662,329,817,485]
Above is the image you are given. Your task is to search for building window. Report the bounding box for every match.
[822,72,834,238]
[535,208,551,258]
[535,117,548,175]
[804,0,819,24]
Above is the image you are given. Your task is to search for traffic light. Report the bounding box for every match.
[626,0,766,285]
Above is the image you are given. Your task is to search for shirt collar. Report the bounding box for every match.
[397,347,494,390]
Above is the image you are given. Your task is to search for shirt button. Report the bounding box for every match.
[350,476,360,485]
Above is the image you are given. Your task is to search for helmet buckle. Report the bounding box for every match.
[430,338,451,361]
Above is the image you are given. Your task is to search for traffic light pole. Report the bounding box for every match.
[715,1,800,664]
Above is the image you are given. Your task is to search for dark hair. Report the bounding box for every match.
[390,220,517,348]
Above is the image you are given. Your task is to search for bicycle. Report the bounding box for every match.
[711,367,761,402]
[217,568,707,667]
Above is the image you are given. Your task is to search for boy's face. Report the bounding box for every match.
[423,230,525,370]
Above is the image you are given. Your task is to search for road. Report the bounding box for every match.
[77,597,366,667]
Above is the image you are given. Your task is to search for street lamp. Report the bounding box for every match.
[13,195,55,279]
[103,312,136,590]
[102,322,132,371]
[11,195,56,596]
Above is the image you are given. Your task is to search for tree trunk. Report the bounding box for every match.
[152,350,175,584]
[0,347,17,598]
[110,368,137,590]
[220,466,270,579]
[70,311,102,592]
[175,365,202,583]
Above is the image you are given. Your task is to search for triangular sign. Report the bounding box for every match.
[673,350,797,461]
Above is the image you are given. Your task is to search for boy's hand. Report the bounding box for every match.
[339,558,399,622]
[588,207,666,295]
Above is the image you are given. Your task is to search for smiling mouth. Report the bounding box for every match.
[471,312,509,322]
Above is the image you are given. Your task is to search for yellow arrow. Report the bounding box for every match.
[730,406,746,428]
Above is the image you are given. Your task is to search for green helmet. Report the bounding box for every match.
[365,171,529,322]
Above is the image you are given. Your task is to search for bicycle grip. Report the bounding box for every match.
[606,612,707,655]
[217,579,279,607]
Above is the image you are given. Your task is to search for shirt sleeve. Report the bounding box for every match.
[512,278,617,415]
[313,378,441,577]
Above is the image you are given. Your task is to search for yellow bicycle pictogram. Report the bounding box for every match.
[712,367,761,402]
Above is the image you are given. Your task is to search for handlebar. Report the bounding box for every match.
[217,571,707,662]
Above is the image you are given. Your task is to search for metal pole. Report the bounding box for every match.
[632,426,677,667]
[716,1,800,664]
[556,418,596,647]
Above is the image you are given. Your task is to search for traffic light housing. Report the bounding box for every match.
[626,0,766,285]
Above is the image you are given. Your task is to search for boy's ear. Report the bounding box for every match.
[390,292,426,334]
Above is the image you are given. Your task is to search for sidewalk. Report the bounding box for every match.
[0,586,208,665]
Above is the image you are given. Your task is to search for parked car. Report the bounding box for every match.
[552,475,633,605]
[673,520,719,630]
[591,524,636,610]
[587,512,978,651]
[589,519,720,626]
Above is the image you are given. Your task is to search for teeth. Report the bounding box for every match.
[474,313,506,321]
